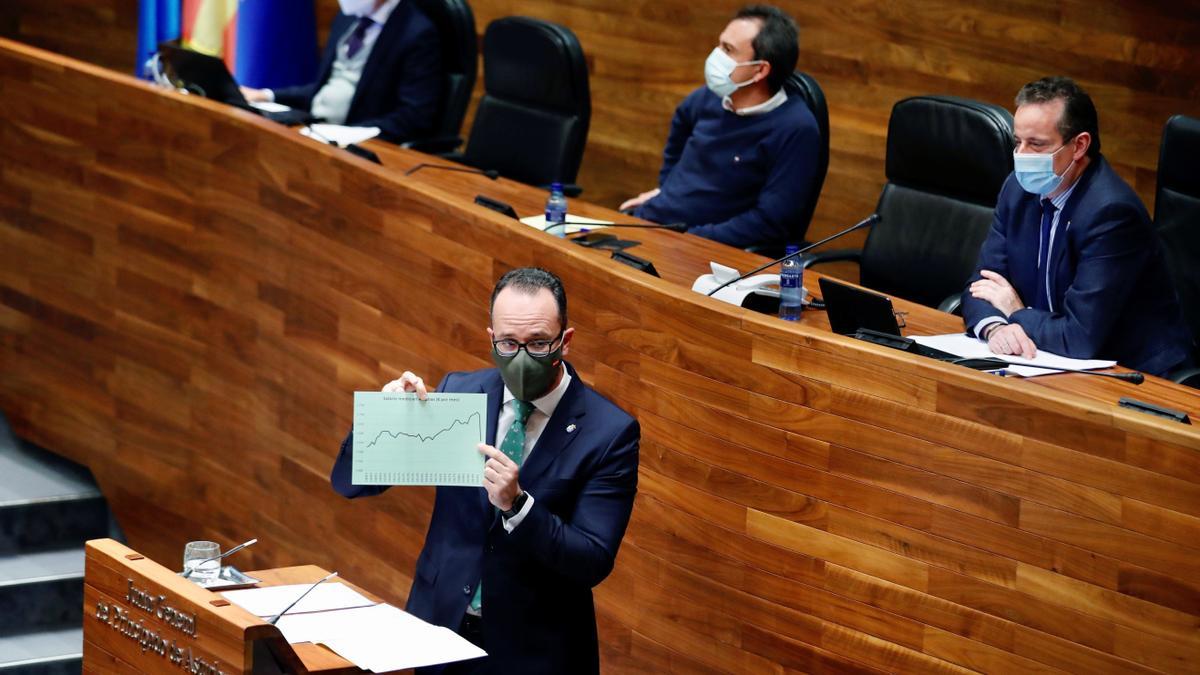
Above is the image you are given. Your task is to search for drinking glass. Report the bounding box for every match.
[183,541,221,582]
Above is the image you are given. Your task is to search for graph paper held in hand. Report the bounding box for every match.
[352,392,488,486]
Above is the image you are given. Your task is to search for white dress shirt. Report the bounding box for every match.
[722,88,788,116]
[497,367,572,532]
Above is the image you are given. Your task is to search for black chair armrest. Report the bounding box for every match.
[1169,366,1200,389]
[401,135,464,155]
[799,248,862,269]
[938,292,964,315]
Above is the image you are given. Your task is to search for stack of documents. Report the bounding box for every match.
[910,333,1117,377]
[299,124,382,147]
[519,213,611,234]
[222,583,485,671]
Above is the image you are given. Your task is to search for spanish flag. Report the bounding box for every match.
[182,0,240,71]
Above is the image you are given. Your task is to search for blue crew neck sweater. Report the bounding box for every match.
[635,86,820,249]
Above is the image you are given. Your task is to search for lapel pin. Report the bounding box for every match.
[566,423,576,434]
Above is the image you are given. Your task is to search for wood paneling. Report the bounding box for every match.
[3,1,1200,249]
[4,41,1200,674]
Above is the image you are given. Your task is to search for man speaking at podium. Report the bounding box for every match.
[330,268,640,673]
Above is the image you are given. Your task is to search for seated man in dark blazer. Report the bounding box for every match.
[619,5,820,249]
[963,76,1193,377]
[330,267,640,674]
[242,0,442,143]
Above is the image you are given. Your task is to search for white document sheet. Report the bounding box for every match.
[248,101,292,113]
[911,333,1117,377]
[300,124,382,147]
[519,213,611,234]
[221,582,375,617]
[275,603,486,671]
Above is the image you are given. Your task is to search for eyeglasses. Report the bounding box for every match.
[492,332,563,358]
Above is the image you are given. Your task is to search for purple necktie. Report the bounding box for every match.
[1033,198,1057,311]
[346,16,374,59]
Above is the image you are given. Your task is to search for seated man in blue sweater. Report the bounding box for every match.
[620,5,819,249]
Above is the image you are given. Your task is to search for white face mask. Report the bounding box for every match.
[338,0,377,17]
[704,47,763,98]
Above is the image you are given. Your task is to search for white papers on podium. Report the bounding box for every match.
[274,603,487,672]
[221,582,375,617]
[300,124,382,147]
[520,213,611,234]
[910,333,1117,377]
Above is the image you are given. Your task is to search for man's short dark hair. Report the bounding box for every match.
[1015,76,1101,159]
[734,5,799,94]
[490,267,568,328]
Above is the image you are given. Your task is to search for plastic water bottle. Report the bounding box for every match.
[545,182,568,237]
[778,245,803,321]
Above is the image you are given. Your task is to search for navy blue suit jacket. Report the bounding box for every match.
[330,365,639,673]
[962,156,1192,376]
[274,4,442,143]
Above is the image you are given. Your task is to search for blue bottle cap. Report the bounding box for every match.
[784,245,800,255]
[551,182,564,192]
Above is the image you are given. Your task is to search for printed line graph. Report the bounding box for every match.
[364,412,483,447]
[352,391,487,487]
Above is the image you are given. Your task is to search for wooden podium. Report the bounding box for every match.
[82,539,385,674]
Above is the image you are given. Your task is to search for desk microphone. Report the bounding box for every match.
[267,571,339,625]
[705,214,880,297]
[404,163,499,180]
[542,221,689,235]
[953,358,1145,384]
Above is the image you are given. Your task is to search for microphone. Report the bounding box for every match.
[953,358,1145,384]
[542,221,689,235]
[705,214,880,297]
[267,571,339,625]
[181,538,259,578]
[404,163,499,180]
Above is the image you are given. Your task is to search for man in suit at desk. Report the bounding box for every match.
[963,76,1193,376]
[241,0,442,143]
[330,267,640,673]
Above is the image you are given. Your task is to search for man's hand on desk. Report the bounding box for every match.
[618,188,660,212]
[970,270,1024,317]
[382,371,429,400]
[240,86,271,103]
[986,323,1038,360]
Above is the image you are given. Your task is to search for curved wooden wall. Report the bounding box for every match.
[3,41,1200,673]
[4,0,1200,249]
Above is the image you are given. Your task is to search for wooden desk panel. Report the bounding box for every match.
[3,41,1199,674]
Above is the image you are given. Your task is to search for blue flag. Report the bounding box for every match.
[136,0,182,78]
[235,0,320,89]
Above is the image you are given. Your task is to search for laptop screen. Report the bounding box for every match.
[818,277,902,336]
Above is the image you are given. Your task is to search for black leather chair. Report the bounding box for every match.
[403,0,477,155]
[1154,114,1200,387]
[805,95,1013,310]
[457,16,590,193]
[783,71,829,245]
[745,71,830,256]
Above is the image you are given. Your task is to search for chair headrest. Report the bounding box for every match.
[886,95,1014,206]
[412,0,477,75]
[1158,114,1200,201]
[482,16,588,113]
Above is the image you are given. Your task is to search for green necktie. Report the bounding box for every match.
[469,399,535,613]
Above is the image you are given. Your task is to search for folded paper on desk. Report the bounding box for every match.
[275,603,486,671]
[911,333,1117,377]
[520,213,611,234]
[221,582,375,617]
[300,124,381,147]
